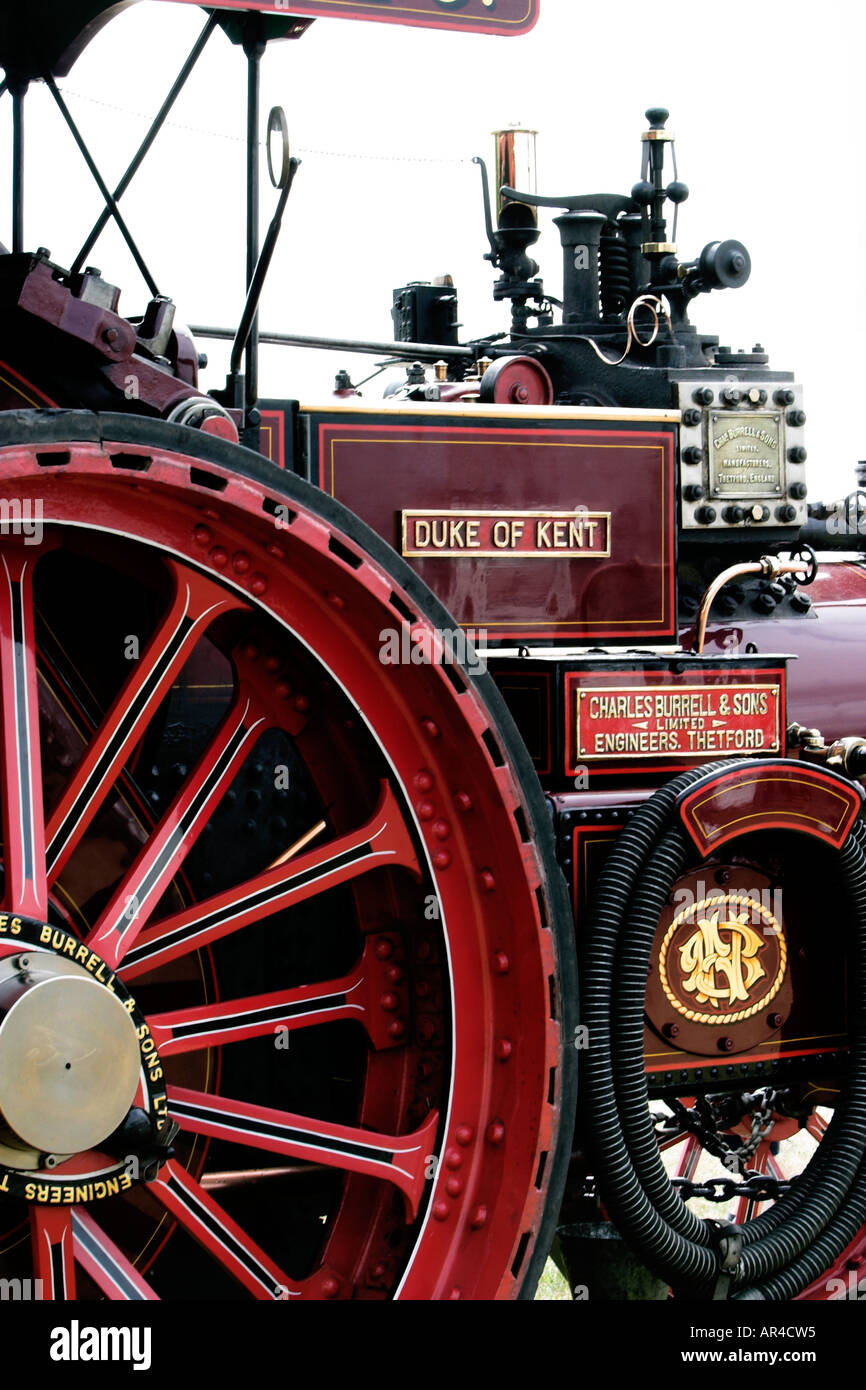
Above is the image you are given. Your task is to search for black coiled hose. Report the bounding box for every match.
[583,760,866,1298]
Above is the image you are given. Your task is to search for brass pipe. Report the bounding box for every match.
[694,555,810,655]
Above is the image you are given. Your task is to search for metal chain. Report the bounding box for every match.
[672,1171,795,1204]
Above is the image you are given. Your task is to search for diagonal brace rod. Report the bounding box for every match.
[44,73,160,298]
[71,14,218,275]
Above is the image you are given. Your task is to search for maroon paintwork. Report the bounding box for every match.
[689,558,866,741]
[678,760,863,855]
[157,0,539,34]
[310,411,676,642]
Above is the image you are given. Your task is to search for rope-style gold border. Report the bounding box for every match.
[658,893,787,1026]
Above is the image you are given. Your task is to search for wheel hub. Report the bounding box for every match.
[0,952,140,1157]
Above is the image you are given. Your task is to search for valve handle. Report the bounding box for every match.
[500,186,636,218]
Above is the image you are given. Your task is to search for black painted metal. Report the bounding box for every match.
[44,74,159,297]
[11,83,24,254]
[71,12,219,275]
[243,21,266,415]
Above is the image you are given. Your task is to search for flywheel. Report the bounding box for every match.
[0,410,577,1301]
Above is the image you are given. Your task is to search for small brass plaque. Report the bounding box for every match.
[708,412,783,497]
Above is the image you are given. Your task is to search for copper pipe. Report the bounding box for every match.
[268,819,327,871]
[694,556,811,654]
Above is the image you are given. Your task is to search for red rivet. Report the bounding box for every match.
[267,543,285,560]
[321,1276,340,1299]
[294,695,310,712]
[370,1262,387,1280]
[416,940,431,961]
[210,546,228,568]
[418,1017,436,1043]
[493,951,510,975]
[193,525,212,547]
[244,644,259,661]
[454,791,473,813]
[418,1059,433,1079]
[275,680,292,699]
[265,655,280,672]
[232,551,251,574]
[469,1205,488,1230]
[445,1148,463,1170]
[455,1124,474,1147]
[386,965,403,984]
[387,1019,405,1039]
[433,849,452,869]
[375,938,393,959]
[447,1287,461,1301]
[446,1176,463,1197]
[417,801,435,821]
[421,718,441,739]
[495,1038,513,1062]
[432,819,451,841]
[250,573,268,596]
[432,1201,450,1222]
[415,980,430,998]
[327,591,346,610]
[486,1120,505,1145]
[479,870,496,893]
[380,992,399,1012]
[414,770,434,792]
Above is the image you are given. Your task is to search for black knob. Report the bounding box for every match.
[694,506,717,525]
[716,593,739,617]
[693,387,714,406]
[787,409,807,427]
[789,481,808,499]
[683,484,704,501]
[745,387,767,406]
[681,408,702,428]
[722,506,745,524]
[646,107,669,128]
[767,581,786,602]
[721,387,742,407]
[776,504,797,523]
[666,180,689,203]
[753,592,777,614]
[774,388,795,406]
[682,445,703,465]
[631,180,654,206]
[790,591,812,613]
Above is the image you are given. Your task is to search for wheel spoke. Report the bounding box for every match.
[149,947,386,1056]
[87,691,267,968]
[0,551,47,916]
[46,565,247,883]
[122,781,419,981]
[31,1206,76,1300]
[167,1086,438,1219]
[148,1159,300,1299]
[673,1134,702,1180]
[71,1208,159,1300]
[807,1112,828,1143]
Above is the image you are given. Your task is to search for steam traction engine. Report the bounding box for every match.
[0,0,863,1303]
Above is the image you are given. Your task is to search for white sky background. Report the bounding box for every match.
[0,0,863,501]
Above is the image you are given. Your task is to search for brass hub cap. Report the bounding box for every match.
[0,955,141,1155]
[0,919,167,1202]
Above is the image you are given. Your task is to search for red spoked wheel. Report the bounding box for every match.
[0,410,576,1301]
